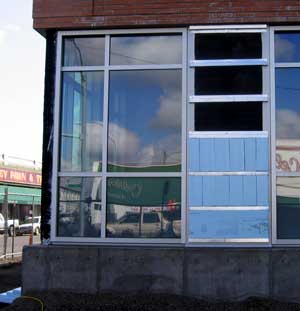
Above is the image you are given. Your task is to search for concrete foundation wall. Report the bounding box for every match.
[22,245,300,301]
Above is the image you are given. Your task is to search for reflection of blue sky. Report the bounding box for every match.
[276,68,300,139]
[275,33,300,62]
[61,72,104,171]
[108,70,181,166]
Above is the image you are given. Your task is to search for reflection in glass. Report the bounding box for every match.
[110,34,182,65]
[195,102,262,131]
[58,177,102,237]
[106,177,181,238]
[63,37,105,66]
[195,66,262,95]
[275,32,300,63]
[60,72,104,172]
[277,177,300,239]
[276,68,300,173]
[195,33,262,60]
[108,70,182,172]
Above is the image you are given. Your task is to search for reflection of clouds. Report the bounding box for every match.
[108,122,140,165]
[64,38,105,66]
[138,134,181,166]
[275,37,294,62]
[150,91,181,130]
[277,109,300,139]
[111,35,181,65]
[0,30,5,45]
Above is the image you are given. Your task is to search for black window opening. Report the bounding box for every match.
[195,33,262,60]
[194,102,263,131]
[194,66,262,95]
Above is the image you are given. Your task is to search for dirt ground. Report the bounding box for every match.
[0,262,21,293]
[1,263,300,311]
[3,292,300,311]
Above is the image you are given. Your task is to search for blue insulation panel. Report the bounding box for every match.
[189,175,203,206]
[188,137,269,172]
[189,210,269,239]
[189,175,268,207]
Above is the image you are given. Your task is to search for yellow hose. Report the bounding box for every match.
[18,296,44,311]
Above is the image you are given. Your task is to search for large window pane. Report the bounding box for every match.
[276,68,300,173]
[277,177,300,239]
[106,178,181,238]
[195,33,262,60]
[108,70,182,172]
[275,32,300,63]
[58,177,102,237]
[60,71,104,172]
[63,37,105,66]
[195,66,262,95]
[195,102,262,131]
[110,34,182,65]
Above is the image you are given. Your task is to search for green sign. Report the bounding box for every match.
[107,177,181,206]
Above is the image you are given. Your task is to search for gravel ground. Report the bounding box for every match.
[3,292,300,311]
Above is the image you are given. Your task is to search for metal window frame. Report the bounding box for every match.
[186,25,271,246]
[271,26,300,245]
[51,28,187,245]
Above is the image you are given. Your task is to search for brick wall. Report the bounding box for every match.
[33,0,300,31]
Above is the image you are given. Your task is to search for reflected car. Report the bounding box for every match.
[17,216,41,236]
[106,211,169,238]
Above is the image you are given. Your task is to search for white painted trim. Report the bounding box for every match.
[188,238,269,243]
[190,59,268,67]
[191,30,267,34]
[181,29,188,244]
[189,25,267,30]
[189,131,268,138]
[50,32,63,242]
[189,94,269,103]
[189,172,269,176]
[60,28,186,37]
[189,206,269,211]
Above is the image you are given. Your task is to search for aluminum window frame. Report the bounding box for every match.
[187,25,271,246]
[271,26,300,245]
[51,28,187,244]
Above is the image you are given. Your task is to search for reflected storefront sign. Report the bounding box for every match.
[277,140,300,172]
[107,177,180,206]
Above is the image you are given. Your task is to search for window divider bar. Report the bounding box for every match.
[189,171,268,176]
[275,63,300,68]
[189,94,269,103]
[62,66,106,71]
[190,59,268,67]
[190,206,269,211]
[108,64,182,70]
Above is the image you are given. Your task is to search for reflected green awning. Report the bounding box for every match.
[0,185,41,205]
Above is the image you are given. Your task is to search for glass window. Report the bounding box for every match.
[195,33,262,60]
[195,66,262,95]
[63,37,105,66]
[108,70,182,172]
[277,177,300,239]
[110,34,182,65]
[276,68,300,173]
[106,177,181,238]
[60,71,104,172]
[195,102,262,131]
[275,32,300,63]
[58,177,102,237]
